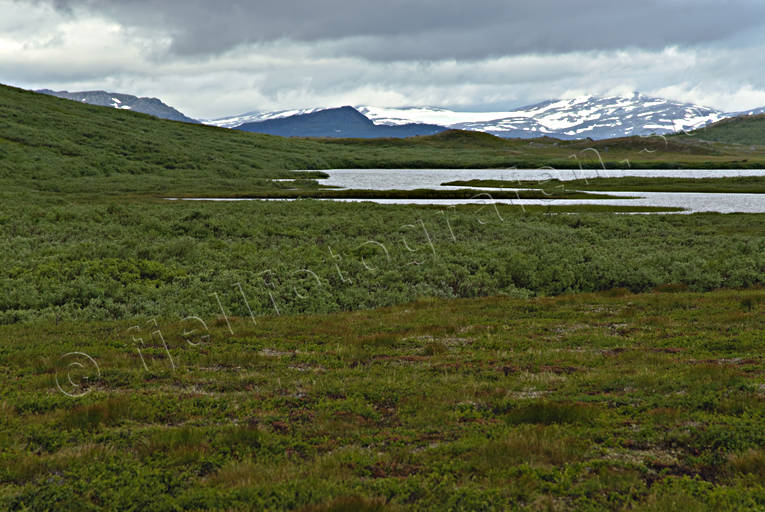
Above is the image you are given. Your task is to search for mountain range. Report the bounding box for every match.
[37,89,199,124]
[362,95,726,139]
[210,93,743,140]
[38,88,765,140]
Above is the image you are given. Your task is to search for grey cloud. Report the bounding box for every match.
[7,0,765,117]
[37,0,765,60]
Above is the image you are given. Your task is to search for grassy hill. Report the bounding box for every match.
[0,85,338,195]
[690,114,765,146]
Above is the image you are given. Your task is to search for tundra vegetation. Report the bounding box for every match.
[1,84,764,510]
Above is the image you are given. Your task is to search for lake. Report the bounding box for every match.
[177,169,765,213]
[316,169,765,213]
[316,168,765,191]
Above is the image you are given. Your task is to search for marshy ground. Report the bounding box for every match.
[2,288,764,510]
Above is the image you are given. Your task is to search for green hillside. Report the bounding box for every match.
[690,114,765,146]
[0,85,335,193]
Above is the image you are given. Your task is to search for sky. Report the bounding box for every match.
[2,0,765,119]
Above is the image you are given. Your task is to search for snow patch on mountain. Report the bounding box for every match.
[204,108,326,128]
[738,106,765,116]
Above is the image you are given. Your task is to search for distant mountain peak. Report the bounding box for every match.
[36,89,198,124]
[235,106,446,138]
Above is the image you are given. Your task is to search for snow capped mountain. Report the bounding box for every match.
[359,94,728,139]
[208,93,742,140]
[37,89,199,124]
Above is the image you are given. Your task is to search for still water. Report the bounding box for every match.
[316,168,765,191]
[313,169,765,214]
[176,169,765,214]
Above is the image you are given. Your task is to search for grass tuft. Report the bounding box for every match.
[421,341,449,356]
[499,401,597,425]
[299,496,390,512]
[60,396,130,431]
[727,449,765,480]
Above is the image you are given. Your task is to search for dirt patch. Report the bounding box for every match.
[367,461,422,478]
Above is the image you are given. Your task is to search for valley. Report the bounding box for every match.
[1,83,764,511]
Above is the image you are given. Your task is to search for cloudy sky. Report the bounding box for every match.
[2,0,765,119]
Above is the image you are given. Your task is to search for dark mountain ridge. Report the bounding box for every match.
[235,106,446,138]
